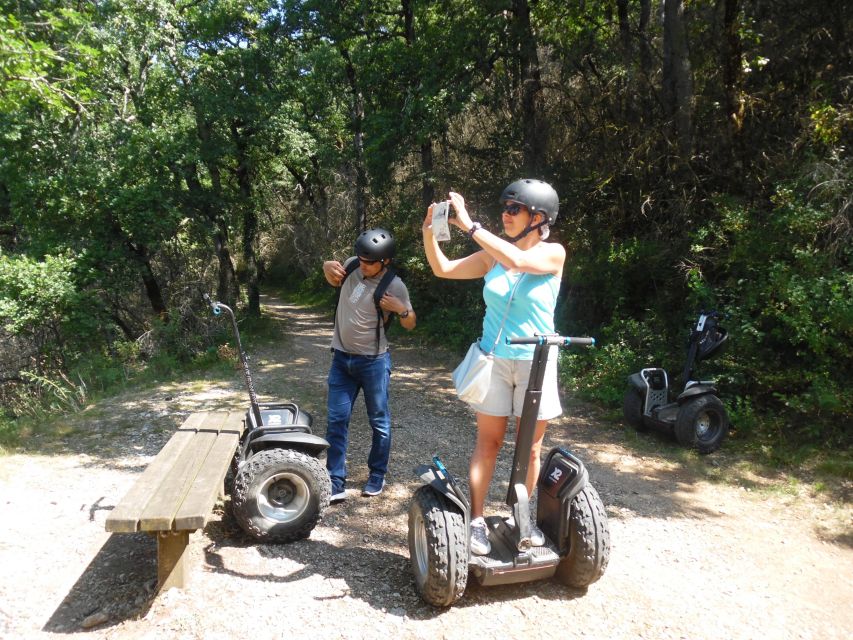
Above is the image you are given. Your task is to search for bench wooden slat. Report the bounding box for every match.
[105,412,232,533]
[138,413,230,531]
[105,429,198,533]
[174,411,244,529]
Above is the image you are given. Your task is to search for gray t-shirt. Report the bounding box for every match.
[332,257,412,355]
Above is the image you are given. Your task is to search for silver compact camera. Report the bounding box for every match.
[432,200,452,241]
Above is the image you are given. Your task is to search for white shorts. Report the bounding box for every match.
[467,348,562,420]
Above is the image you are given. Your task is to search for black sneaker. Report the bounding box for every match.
[362,476,385,496]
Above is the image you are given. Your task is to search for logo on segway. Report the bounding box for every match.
[548,467,563,483]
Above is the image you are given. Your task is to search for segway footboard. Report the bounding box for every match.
[469,519,561,586]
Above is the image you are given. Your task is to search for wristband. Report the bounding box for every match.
[467,222,482,238]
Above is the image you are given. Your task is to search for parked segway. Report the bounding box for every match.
[622,310,730,454]
[408,334,611,607]
[204,294,331,542]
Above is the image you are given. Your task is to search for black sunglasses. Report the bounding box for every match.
[503,202,526,216]
[358,256,381,265]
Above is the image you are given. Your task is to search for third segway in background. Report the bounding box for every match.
[623,310,730,454]
[408,334,611,607]
[204,294,331,542]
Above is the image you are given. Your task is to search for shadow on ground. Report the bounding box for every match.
[43,533,157,633]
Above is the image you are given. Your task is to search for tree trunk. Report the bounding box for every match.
[512,0,545,175]
[341,48,368,234]
[722,0,745,175]
[421,141,435,209]
[182,163,238,305]
[662,0,694,164]
[639,0,652,78]
[125,239,168,321]
[401,0,435,208]
[0,181,16,250]
[232,123,261,317]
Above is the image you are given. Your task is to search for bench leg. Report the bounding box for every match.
[156,530,192,590]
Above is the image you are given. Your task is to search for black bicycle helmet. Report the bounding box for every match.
[354,228,396,261]
[499,179,559,225]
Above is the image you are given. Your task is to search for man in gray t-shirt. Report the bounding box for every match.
[321,228,416,502]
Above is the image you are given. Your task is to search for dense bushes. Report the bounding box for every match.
[561,174,852,456]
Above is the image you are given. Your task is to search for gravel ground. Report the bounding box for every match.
[1,294,851,640]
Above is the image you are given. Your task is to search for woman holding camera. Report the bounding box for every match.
[421,179,566,555]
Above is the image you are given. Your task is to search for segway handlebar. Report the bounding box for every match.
[506,335,595,347]
[203,293,263,425]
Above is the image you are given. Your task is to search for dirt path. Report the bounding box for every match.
[1,294,851,640]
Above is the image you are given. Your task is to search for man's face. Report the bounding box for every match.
[358,257,385,277]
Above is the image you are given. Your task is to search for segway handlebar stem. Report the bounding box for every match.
[505,334,595,516]
[203,293,263,426]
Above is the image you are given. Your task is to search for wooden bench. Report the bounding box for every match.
[106,411,245,590]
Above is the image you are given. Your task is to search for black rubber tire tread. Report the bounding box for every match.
[232,448,330,543]
[223,446,241,496]
[674,394,729,454]
[622,388,647,431]
[554,484,610,589]
[407,486,468,608]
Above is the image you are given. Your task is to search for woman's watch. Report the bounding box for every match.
[400,309,411,319]
[467,222,482,238]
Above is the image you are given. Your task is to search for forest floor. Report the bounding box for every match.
[1,293,851,640]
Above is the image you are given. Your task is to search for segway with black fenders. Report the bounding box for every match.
[204,294,331,542]
[622,310,730,454]
[408,334,611,607]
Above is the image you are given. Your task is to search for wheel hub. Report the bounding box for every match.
[412,512,429,579]
[258,472,310,524]
[696,411,712,437]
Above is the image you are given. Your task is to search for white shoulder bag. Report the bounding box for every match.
[452,274,524,404]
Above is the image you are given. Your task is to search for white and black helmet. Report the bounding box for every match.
[499,179,559,225]
[354,228,396,261]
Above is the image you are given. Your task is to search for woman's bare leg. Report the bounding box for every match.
[469,413,509,519]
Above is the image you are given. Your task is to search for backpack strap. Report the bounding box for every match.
[371,266,397,354]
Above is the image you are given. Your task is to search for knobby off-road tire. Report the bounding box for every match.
[674,394,729,454]
[408,486,468,607]
[554,484,610,589]
[232,448,330,543]
[622,387,647,431]
[223,446,241,496]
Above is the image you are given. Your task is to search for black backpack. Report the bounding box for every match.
[335,259,398,354]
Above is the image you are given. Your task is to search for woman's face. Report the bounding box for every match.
[501,201,534,234]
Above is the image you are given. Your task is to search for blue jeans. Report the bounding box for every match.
[325,349,392,492]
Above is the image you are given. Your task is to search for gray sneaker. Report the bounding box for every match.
[470,517,491,555]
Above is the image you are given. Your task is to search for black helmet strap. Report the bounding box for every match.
[506,215,548,243]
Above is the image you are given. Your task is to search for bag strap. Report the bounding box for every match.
[372,266,397,353]
[483,273,524,354]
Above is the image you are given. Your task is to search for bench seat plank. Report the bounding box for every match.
[175,413,244,529]
[105,412,238,533]
[105,429,198,533]
[137,412,229,531]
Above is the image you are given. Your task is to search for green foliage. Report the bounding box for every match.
[1,0,850,473]
[0,252,77,334]
[561,316,670,405]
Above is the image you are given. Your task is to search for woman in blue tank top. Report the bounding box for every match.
[422,179,566,556]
